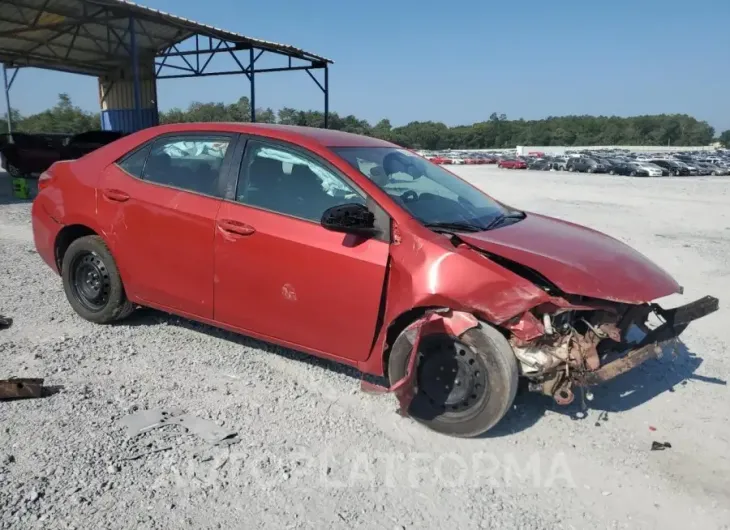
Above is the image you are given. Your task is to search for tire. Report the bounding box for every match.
[61,235,134,324]
[388,320,518,438]
[609,170,615,175]
[630,171,637,177]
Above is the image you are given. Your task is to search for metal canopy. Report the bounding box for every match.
[0,0,332,131]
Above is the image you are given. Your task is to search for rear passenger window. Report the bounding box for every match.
[117,144,151,177]
[140,136,232,197]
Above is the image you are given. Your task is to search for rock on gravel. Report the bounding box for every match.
[1,168,729,529]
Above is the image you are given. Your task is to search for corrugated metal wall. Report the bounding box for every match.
[100,108,159,133]
[99,78,157,110]
[98,58,159,133]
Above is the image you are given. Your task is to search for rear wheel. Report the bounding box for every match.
[388,321,518,437]
[61,235,134,324]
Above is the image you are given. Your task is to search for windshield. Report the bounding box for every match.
[331,146,508,229]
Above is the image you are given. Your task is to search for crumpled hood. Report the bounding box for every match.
[459,212,681,303]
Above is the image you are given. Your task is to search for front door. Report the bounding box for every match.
[214,138,390,362]
[96,132,237,318]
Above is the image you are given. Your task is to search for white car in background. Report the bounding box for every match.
[633,162,664,177]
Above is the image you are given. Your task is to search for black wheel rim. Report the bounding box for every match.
[70,251,111,311]
[410,334,489,419]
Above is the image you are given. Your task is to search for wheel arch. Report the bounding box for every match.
[380,305,510,379]
[54,224,98,272]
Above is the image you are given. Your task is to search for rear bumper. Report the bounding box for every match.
[578,295,719,385]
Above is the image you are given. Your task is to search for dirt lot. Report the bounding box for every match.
[1,167,729,530]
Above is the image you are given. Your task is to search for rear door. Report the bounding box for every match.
[213,137,391,362]
[96,132,238,318]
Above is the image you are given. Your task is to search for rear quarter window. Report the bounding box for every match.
[117,145,152,178]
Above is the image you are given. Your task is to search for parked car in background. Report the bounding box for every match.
[605,160,639,176]
[0,130,125,178]
[549,157,568,171]
[565,157,609,173]
[0,132,64,177]
[59,130,126,161]
[497,158,527,169]
[631,162,664,177]
[703,163,729,176]
[528,158,552,171]
[649,159,690,176]
[31,122,718,438]
[680,161,700,176]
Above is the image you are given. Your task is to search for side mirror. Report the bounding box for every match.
[321,203,380,237]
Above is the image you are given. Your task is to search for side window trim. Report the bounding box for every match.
[233,134,391,243]
[220,134,247,202]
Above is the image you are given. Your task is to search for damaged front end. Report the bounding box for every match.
[505,295,720,405]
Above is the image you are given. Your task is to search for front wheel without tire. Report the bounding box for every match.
[61,235,134,324]
[388,321,518,438]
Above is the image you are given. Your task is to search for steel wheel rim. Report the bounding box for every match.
[411,334,489,418]
[70,251,111,311]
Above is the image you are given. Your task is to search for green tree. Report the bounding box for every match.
[14,93,98,134]
[719,130,730,148]
[6,94,721,150]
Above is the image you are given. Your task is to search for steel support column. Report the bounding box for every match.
[249,48,255,123]
[2,63,17,136]
[129,16,142,128]
[324,65,329,129]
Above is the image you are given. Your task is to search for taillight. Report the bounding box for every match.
[37,171,53,191]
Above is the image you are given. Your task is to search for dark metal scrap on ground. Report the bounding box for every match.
[0,314,12,329]
[0,378,44,400]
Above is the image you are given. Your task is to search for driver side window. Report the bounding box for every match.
[237,140,366,223]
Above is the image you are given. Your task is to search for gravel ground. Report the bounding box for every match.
[1,167,729,530]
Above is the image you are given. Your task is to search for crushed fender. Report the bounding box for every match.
[361,309,479,416]
[0,378,45,400]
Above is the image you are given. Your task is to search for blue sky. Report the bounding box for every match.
[5,0,730,131]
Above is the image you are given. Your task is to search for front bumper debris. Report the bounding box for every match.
[578,295,719,386]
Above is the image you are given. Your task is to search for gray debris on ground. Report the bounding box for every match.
[119,408,239,446]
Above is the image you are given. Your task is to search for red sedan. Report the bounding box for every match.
[497,158,527,169]
[32,123,718,437]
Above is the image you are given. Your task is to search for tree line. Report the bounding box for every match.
[2,93,727,149]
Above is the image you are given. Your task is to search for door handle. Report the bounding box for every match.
[103,188,130,202]
[217,219,256,236]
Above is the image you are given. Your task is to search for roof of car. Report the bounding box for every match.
[149,122,398,148]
